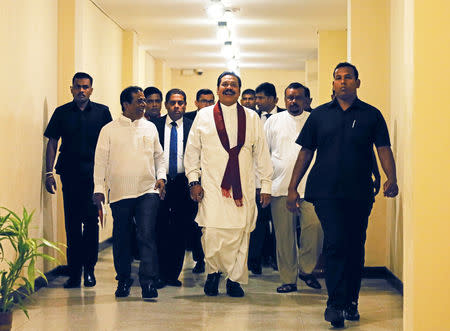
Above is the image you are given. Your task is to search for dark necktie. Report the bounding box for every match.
[265,113,271,119]
[169,121,177,178]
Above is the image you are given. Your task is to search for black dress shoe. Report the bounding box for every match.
[192,261,205,274]
[115,279,134,298]
[298,273,321,289]
[344,302,360,321]
[166,279,182,287]
[84,271,96,287]
[226,279,244,297]
[324,307,345,328]
[204,272,220,296]
[63,277,81,288]
[154,278,166,289]
[248,260,262,275]
[141,284,158,300]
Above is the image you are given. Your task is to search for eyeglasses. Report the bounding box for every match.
[285,96,306,102]
[168,100,186,106]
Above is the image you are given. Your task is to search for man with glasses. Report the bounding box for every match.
[265,82,323,294]
[185,88,215,121]
[153,89,196,287]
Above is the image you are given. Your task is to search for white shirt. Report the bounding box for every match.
[184,103,273,230]
[260,105,278,124]
[163,116,184,174]
[93,115,166,203]
[264,110,311,197]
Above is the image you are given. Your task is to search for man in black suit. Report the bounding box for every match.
[153,89,196,287]
[246,82,285,274]
[184,88,215,121]
[144,86,163,122]
[44,72,112,288]
[255,82,286,122]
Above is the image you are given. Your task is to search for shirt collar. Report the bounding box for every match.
[165,115,183,127]
[262,105,277,116]
[330,97,361,112]
[71,100,92,112]
[118,114,146,127]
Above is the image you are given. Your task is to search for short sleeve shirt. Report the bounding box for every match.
[296,98,390,202]
[44,101,112,177]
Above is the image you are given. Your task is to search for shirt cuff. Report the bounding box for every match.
[260,181,272,195]
[94,184,105,195]
[186,172,199,183]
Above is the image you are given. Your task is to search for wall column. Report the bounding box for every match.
[122,30,138,88]
[317,30,347,104]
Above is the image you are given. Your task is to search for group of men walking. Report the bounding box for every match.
[44,62,398,328]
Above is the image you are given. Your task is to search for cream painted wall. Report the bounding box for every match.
[0,0,58,269]
[171,68,305,111]
[348,0,391,267]
[317,30,347,104]
[138,48,156,88]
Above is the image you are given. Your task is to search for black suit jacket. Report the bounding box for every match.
[153,115,193,152]
[259,106,286,118]
[184,110,198,121]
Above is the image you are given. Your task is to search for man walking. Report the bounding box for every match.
[287,62,398,327]
[265,82,323,294]
[44,72,112,288]
[93,86,166,300]
[184,72,273,297]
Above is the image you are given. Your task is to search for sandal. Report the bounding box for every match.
[298,274,321,289]
[276,283,297,293]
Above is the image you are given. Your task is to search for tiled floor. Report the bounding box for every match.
[12,248,403,330]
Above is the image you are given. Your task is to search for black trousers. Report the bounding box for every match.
[248,196,273,265]
[313,199,373,309]
[156,173,195,281]
[185,202,204,263]
[60,175,99,278]
[110,193,160,285]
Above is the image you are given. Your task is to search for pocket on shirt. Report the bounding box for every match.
[142,136,153,150]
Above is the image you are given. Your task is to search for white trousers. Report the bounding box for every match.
[271,196,323,284]
[202,227,251,284]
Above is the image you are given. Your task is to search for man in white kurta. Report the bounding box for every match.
[184,72,273,297]
[264,83,323,294]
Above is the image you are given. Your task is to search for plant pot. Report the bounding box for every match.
[0,311,12,331]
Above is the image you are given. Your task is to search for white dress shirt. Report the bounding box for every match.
[93,115,166,203]
[163,116,184,174]
[260,105,278,124]
[264,110,312,197]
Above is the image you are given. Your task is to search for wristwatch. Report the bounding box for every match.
[188,181,200,188]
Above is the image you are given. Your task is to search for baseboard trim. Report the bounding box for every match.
[34,240,404,296]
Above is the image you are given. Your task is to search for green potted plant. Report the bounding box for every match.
[0,207,64,330]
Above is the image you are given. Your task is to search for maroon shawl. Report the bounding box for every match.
[213,102,246,206]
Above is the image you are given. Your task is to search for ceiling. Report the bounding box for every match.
[94,0,347,70]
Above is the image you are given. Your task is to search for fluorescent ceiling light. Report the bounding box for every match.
[206,1,224,19]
